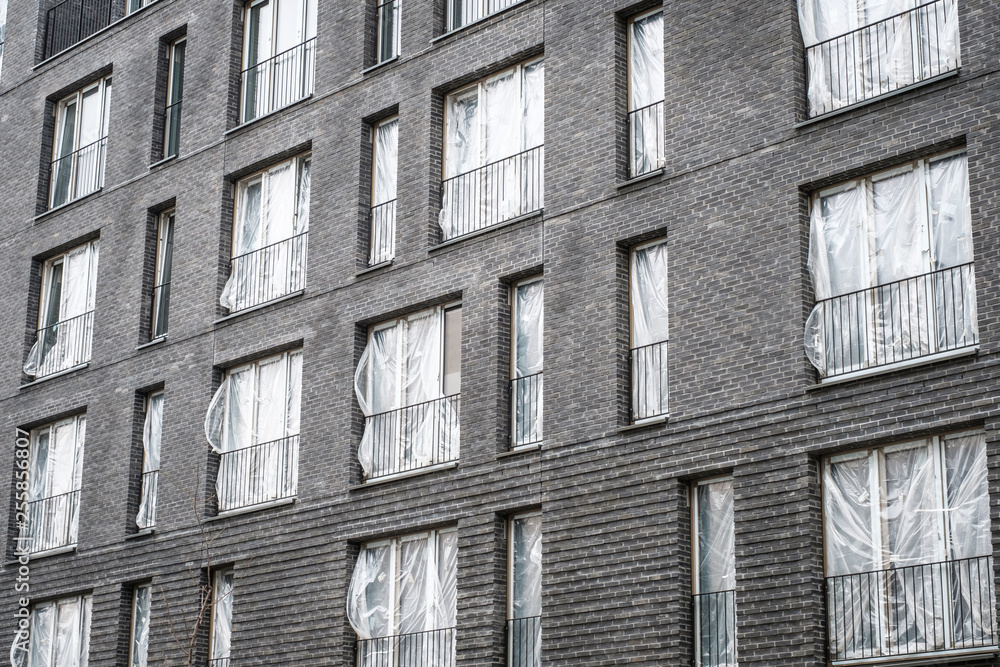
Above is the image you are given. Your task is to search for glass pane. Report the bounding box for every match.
[443,307,461,396]
[511,514,542,618]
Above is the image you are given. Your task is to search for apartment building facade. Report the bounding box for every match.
[0,0,999,664]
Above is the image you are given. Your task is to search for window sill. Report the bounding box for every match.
[356,260,394,277]
[830,645,998,667]
[125,528,155,540]
[618,167,664,189]
[148,154,178,170]
[430,210,542,252]
[809,346,979,389]
[351,461,459,490]
[362,56,399,75]
[33,189,104,224]
[207,496,296,521]
[430,0,529,45]
[4,545,77,564]
[213,290,305,325]
[497,443,541,459]
[21,363,90,389]
[225,95,314,137]
[136,336,166,351]
[617,414,669,433]
[795,69,959,129]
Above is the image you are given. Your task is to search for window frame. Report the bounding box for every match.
[24,414,86,554]
[151,210,174,339]
[209,569,235,663]
[628,237,669,423]
[374,0,400,65]
[510,276,543,448]
[137,390,163,530]
[220,349,302,452]
[369,116,398,266]
[163,37,186,159]
[690,476,737,667]
[507,510,542,620]
[625,7,664,178]
[49,76,112,209]
[24,594,93,667]
[128,583,152,667]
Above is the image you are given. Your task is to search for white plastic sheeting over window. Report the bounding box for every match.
[0,0,7,80]
[512,278,543,446]
[370,117,398,265]
[10,595,92,667]
[805,152,976,377]
[22,416,85,554]
[509,512,542,667]
[354,305,460,479]
[211,570,235,663]
[447,0,521,31]
[221,155,310,312]
[693,478,736,667]
[628,9,664,176]
[798,0,960,117]
[630,239,669,421]
[24,241,99,378]
[204,350,302,510]
[348,528,457,667]
[136,392,162,529]
[128,585,150,667]
[823,432,992,659]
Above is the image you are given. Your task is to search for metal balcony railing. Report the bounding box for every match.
[630,339,668,422]
[164,100,182,158]
[364,395,460,481]
[440,145,543,242]
[226,232,307,312]
[217,435,298,512]
[369,199,396,266]
[241,37,316,123]
[31,310,94,379]
[136,470,158,530]
[826,556,997,662]
[694,590,737,667]
[806,0,958,117]
[22,490,80,553]
[507,616,541,667]
[375,0,399,64]
[628,100,664,178]
[151,282,170,339]
[357,627,455,667]
[812,263,977,380]
[208,658,231,667]
[448,0,521,30]
[50,136,107,208]
[510,372,542,448]
[43,0,120,59]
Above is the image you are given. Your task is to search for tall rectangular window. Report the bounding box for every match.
[163,38,186,159]
[0,0,7,80]
[136,391,162,531]
[20,415,86,555]
[128,584,151,667]
[508,512,541,667]
[348,528,458,667]
[24,239,99,380]
[221,154,310,313]
[627,9,664,178]
[447,0,521,31]
[511,277,542,448]
[205,350,301,512]
[240,0,317,123]
[49,76,111,209]
[629,238,668,423]
[823,432,994,661]
[805,151,976,380]
[369,117,398,266]
[692,478,736,667]
[799,0,960,117]
[151,210,174,339]
[11,595,92,667]
[374,0,399,65]
[128,0,154,13]
[440,59,544,241]
[210,569,235,666]
[354,304,461,481]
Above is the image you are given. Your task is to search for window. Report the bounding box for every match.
[823,432,994,661]
[24,240,99,380]
[205,350,301,512]
[511,277,542,448]
[446,0,521,31]
[804,151,976,381]
[210,570,235,667]
[440,59,544,241]
[629,238,668,422]
[151,210,174,339]
[627,9,664,178]
[128,584,151,667]
[0,0,7,80]
[369,117,398,266]
[49,76,111,209]
[136,391,162,531]
[347,528,458,667]
[163,38,185,159]
[354,304,461,481]
[240,0,316,123]
[692,478,736,667]
[221,154,310,313]
[798,0,960,117]
[374,0,399,65]
[128,0,153,13]
[508,512,541,667]
[12,595,92,667]
[20,415,86,555]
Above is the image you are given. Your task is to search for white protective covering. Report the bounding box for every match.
[10,595,92,667]
[221,157,310,311]
[354,308,458,478]
[510,513,542,667]
[22,416,85,553]
[695,479,736,667]
[823,433,991,658]
[347,529,457,667]
[630,240,669,418]
[136,393,162,528]
[0,0,7,78]
[24,241,99,377]
[129,586,150,667]
[629,10,664,174]
[805,154,975,375]
[211,571,234,661]
[513,280,543,445]
[371,118,398,264]
[798,0,960,117]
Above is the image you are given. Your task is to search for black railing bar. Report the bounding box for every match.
[628,99,665,117]
[366,393,460,420]
[815,263,972,306]
[512,371,543,381]
[229,231,308,262]
[240,36,317,75]
[371,198,397,211]
[218,434,299,456]
[808,0,946,50]
[442,145,544,186]
[26,489,81,505]
[51,135,107,165]
[629,339,668,354]
[376,0,396,10]
[36,309,94,334]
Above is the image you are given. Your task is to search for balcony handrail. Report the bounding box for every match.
[230,230,308,263]
[241,36,317,77]
[44,0,118,59]
[217,434,299,512]
[369,199,396,266]
[366,393,460,421]
[629,339,668,355]
[630,339,668,422]
[510,372,543,448]
[23,489,81,553]
[375,0,396,11]
[26,489,81,508]
[220,433,299,456]
[35,309,94,337]
[507,615,541,667]
[808,0,946,50]
[356,626,455,666]
[628,99,665,117]
[693,589,737,667]
[136,470,158,530]
[442,145,544,186]
[51,135,107,170]
[815,262,973,306]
